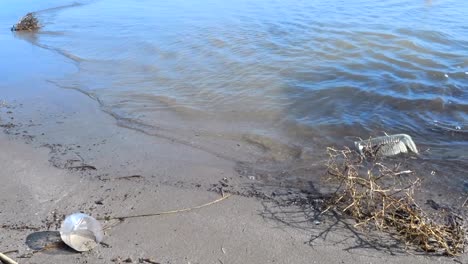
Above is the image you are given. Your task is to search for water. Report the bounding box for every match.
[1,1,467,194]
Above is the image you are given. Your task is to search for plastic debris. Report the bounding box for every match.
[60,213,103,252]
[354,134,418,157]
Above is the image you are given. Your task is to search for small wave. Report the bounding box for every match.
[432,120,468,134]
[35,1,94,14]
[12,0,467,191]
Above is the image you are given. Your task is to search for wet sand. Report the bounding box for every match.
[0,81,465,264]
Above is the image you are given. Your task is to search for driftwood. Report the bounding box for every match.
[100,193,232,222]
[0,252,18,264]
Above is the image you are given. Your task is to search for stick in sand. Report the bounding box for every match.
[100,193,232,222]
[0,252,18,264]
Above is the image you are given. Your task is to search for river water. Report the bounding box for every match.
[1,0,467,196]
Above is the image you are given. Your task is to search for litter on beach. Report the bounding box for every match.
[11,12,40,31]
[60,213,104,252]
[0,252,18,264]
[354,134,418,157]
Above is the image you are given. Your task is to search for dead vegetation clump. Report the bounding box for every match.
[324,146,466,256]
[11,13,40,31]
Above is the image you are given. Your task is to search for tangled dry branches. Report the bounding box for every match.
[11,13,40,31]
[324,147,465,256]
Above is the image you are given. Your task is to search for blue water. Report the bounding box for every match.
[1,0,467,190]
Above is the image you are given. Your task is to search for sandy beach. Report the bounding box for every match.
[0,77,465,264]
[0,0,468,264]
[1,1,467,261]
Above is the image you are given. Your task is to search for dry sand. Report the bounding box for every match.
[0,86,464,264]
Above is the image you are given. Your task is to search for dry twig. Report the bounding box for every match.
[11,13,40,31]
[0,252,18,264]
[324,146,466,256]
[99,193,232,222]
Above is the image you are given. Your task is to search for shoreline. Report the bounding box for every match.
[0,79,465,263]
[1,1,467,262]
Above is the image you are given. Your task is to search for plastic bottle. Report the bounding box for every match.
[60,213,104,252]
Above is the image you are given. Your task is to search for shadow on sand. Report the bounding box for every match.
[26,231,76,255]
[248,181,450,257]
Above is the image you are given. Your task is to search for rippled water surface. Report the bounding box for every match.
[1,0,467,190]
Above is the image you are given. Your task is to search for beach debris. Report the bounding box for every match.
[97,175,143,182]
[67,164,97,171]
[139,258,161,264]
[114,175,143,180]
[100,193,232,221]
[393,170,413,176]
[354,134,418,157]
[462,197,468,208]
[1,223,41,231]
[60,213,104,252]
[0,252,18,264]
[324,147,466,256]
[111,257,161,263]
[11,12,40,31]
[111,256,130,263]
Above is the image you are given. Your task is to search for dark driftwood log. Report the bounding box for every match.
[11,12,40,31]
